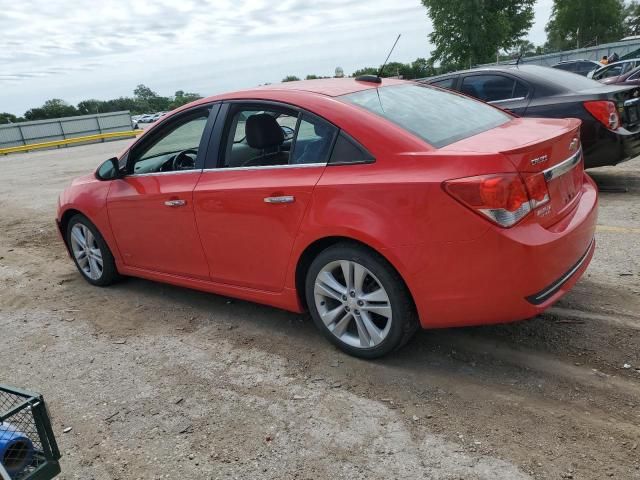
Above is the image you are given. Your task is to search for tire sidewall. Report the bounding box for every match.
[305,244,410,359]
[66,215,116,286]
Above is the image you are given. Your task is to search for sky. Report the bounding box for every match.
[0,0,553,116]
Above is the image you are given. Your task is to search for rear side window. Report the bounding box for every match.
[329,132,374,164]
[553,63,575,72]
[430,77,456,89]
[461,75,527,102]
[340,84,510,148]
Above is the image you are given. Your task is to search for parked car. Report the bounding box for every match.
[595,65,640,86]
[421,65,640,168]
[552,59,602,77]
[137,114,154,123]
[592,59,640,83]
[57,78,597,358]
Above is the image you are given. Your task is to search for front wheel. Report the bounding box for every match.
[66,214,120,286]
[305,243,418,359]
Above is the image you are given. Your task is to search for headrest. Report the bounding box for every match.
[313,121,332,138]
[246,114,284,149]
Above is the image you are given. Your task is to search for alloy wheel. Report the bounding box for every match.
[69,223,104,281]
[313,260,392,348]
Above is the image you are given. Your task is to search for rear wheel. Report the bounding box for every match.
[66,214,119,286]
[305,243,418,358]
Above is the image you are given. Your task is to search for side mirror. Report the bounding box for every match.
[95,157,123,181]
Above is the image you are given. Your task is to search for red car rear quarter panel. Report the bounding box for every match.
[394,175,598,328]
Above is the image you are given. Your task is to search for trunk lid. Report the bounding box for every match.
[444,117,584,227]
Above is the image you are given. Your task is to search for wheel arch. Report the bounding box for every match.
[293,235,416,313]
[58,206,121,263]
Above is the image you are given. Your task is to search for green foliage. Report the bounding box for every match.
[282,75,301,82]
[305,74,331,80]
[14,85,204,122]
[421,0,536,70]
[352,58,435,79]
[351,66,379,77]
[625,0,640,37]
[24,99,78,121]
[507,39,536,57]
[0,112,22,124]
[168,90,203,110]
[545,0,624,50]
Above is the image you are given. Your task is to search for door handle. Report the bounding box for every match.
[264,195,295,204]
[164,199,187,207]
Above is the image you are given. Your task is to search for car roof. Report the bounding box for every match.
[554,59,599,64]
[194,77,408,104]
[603,58,640,66]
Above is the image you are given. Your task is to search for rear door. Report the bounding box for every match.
[459,73,532,115]
[194,102,337,292]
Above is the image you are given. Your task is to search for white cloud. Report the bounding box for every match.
[0,0,552,115]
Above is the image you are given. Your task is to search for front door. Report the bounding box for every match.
[194,103,337,292]
[107,105,217,279]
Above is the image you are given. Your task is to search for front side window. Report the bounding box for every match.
[340,84,511,148]
[130,109,210,174]
[221,106,337,168]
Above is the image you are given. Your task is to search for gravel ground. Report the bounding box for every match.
[1,140,639,480]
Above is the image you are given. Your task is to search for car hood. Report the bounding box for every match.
[71,173,97,186]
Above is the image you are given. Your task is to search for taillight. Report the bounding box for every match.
[444,172,549,227]
[583,100,620,130]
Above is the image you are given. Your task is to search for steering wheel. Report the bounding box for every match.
[172,149,198,171]
[280,125,295,140]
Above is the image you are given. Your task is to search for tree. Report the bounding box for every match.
[133,84,170,112]
[352,58,435,79]
[77,99,104,115]
[0,112,20,124]
[507,39,536,57]
[625,1,640,37]
[168,90,203,110]
[421,0,536,70]
[282,75,301,82]
[545,0,624,50]
[351,66,379,77]
[24,99,78,121]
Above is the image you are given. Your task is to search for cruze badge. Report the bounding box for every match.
[530,154,548,166]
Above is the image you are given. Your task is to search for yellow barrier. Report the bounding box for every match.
[0,130,144,155]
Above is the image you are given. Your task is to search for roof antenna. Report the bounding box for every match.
[356,34,401,84]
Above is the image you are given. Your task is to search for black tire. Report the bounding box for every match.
[305,242,419,359]
[66,214,120,286]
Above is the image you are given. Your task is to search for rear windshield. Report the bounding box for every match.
[340,84,510,148]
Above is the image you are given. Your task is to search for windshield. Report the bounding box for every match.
[340,84,510,148]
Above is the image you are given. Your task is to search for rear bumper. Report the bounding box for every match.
[525,237,594,305]
[583,126,640,168]
[393,173,598,329]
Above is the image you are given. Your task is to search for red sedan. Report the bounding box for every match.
[57,78,598,358]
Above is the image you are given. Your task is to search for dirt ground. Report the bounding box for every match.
[1,140,639,480]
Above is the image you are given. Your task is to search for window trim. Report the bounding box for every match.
[124,102,220,176]
[203,99,343,170]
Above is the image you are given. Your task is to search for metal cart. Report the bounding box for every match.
[0,385,60,480]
